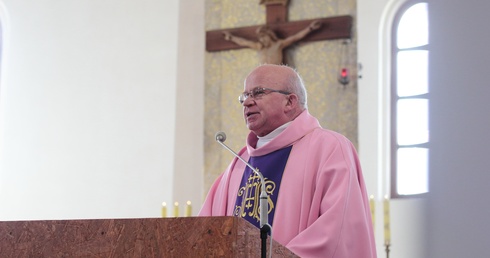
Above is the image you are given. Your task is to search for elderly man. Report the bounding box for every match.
[199,64,376,258]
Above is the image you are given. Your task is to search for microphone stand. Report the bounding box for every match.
[258,169,271,258]
[215,132,271,258]
[260,223,271,258]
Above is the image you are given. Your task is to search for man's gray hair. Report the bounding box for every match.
[283,67,308,110]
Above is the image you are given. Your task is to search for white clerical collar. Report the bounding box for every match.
[256,122,292,148]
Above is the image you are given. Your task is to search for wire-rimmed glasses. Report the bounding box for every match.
[238,87,291,104]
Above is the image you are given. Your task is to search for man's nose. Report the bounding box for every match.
[242,96,256,106]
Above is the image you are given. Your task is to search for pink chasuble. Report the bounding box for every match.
[199,110,377,258]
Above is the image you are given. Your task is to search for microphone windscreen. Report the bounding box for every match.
[215,131,227,142]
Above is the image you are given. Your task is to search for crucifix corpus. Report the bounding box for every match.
[205,0,352,65]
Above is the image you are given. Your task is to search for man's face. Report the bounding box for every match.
[242,67,291,137]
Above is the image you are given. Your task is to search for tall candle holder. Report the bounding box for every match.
[384,241,391,258]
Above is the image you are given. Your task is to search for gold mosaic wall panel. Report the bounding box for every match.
[204,0,357,197]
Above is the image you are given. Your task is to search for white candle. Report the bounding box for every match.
[185,201,192,217]
[369,195,375,228]
[174,202,179,217]
[161,202,167,218]
[384,195,390,244]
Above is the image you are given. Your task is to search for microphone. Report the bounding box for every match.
[215,131,226,142]
[214,131,269,228]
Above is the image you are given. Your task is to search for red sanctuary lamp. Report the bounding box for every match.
[338,67,349,85]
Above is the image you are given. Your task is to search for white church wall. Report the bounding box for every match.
[427,0,490,257]
[173,0,205,214]
[0,0,180,220]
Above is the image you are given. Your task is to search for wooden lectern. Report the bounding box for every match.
[0,216,298,257]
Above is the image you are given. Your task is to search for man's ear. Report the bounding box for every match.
[285,94,299,111]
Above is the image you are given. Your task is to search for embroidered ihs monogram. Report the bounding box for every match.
[234,172,275,221]
[233,146,292,228]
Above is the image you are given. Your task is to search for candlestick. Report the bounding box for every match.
[174,202,179,217]
[385,242,391,258]
[384,195,390,245]
[369,195,375,228]
[185,201,192,217]
[161,202,167,218]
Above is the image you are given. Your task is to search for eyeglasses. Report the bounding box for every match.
[238,87,291,104]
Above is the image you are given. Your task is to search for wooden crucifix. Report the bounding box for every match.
[205,0,352,65]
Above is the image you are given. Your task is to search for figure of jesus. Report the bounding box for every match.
[223,20,322,65]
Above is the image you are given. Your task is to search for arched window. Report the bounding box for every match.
[391,1,429,198]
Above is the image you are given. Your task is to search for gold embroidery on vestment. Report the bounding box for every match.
[234,173,276,222]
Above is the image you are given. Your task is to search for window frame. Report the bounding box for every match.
[390,0,429,199]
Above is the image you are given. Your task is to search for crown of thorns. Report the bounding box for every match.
[256,26,278,40]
